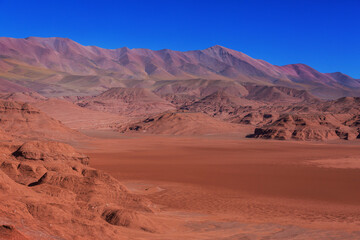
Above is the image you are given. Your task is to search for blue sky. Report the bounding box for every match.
[0,0,359,77]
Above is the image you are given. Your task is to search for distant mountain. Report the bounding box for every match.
[325,72,360,88]
[0,78,31,92]
[0,37,359,98]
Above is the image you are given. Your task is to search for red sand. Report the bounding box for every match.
[82,133,360,238]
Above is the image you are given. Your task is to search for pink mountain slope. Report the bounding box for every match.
[0,37,359,98]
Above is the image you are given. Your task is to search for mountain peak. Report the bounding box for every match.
[328,72,351,78]
[206,45,229,50]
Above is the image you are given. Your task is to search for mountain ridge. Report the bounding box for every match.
[0,37,359,99]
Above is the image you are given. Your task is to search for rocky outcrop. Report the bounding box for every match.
[101,208,156,232]
[78,87,175,116]
[12,141,89,164]
[246,114,358,141]
[0,224,32,240]
[0,100,84,141]
[0,140,161,239]
[179,90,258,118]
[118,112,250,135]
[244,84,320,103]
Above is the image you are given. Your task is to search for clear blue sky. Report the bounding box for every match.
[0,0,359,77]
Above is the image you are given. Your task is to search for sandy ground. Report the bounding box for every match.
[80,131,360,239]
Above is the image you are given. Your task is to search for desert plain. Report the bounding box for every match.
[84,133,360,239]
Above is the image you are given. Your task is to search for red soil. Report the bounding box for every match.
[85,134,360,239]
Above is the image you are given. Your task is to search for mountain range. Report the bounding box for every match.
[0,36,359,99]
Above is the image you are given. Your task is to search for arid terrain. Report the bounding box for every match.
[87,135,360,239]
[1,37,360,239]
